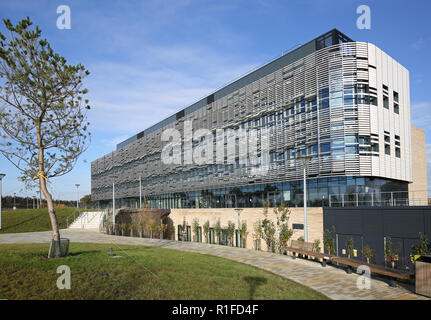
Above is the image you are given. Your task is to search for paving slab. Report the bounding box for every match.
[0,229,429,300]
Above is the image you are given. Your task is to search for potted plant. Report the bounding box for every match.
[362,244,374,264]
[385,237,399,269]
[203,220,210,243]
[253,219,262,251]
[240,221,248,248]
[346,237,354,259]
[158,220,167,239]
[323,226,336,255]
[312,239,321,253]
[118,223,125,236]
[410,232,430,260]
[105,221,112,235]
[148,219,156,239]
[226,221,235,246]
[128,223,133,237]
[192,218,200,242]
[214,219,222,245]
[138,217,145,238]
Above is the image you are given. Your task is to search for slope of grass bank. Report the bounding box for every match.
[0,208,88,233]
[0,243,329,300]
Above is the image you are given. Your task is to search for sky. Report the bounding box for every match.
[0,0,430,200]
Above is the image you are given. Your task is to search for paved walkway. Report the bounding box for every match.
[0,229,428,300]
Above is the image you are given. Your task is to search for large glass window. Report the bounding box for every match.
[320,142,331,153]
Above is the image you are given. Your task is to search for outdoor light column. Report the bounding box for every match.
[112,175,118,234]
[139,175,142,209]
[13,192,16,210]
[298,156,312,243]
[75,184,80,209]
[0,174,5,230]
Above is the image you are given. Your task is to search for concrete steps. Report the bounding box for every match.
[68,211,105,230]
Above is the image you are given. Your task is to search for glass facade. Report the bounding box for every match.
[98,176,408,209]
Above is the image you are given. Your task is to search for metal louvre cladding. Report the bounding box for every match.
[91,30,409,208]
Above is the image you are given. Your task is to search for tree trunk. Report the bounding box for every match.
[37,124,61,258]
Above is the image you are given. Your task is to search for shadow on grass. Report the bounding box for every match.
[0,213,44,231]
[67,250,102,257]
[243,276,267,300]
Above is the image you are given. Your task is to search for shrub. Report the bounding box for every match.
[192,218,200,242]
[148,219,156,238]
[362,244,374,264]
[203,220,210,243]
[312,239,321,253]
[226,221,235,246]
[346,237,354,258]
[411,232,430,257]
[323,226,336,255]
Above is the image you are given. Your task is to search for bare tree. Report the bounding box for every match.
[0,18,91,257]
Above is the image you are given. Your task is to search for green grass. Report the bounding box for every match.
[0,208,88,233]
[0,243,329,300]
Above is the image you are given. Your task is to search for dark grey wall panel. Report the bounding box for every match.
[323,206,431,266]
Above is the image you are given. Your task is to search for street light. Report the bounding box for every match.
[297,155,312,242]
[139,175,142,209]
[112,175,118,234]
[0,173,5,230]
[75,184,80,209]
[13,192,16,210]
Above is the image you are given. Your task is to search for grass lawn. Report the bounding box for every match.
[0,243,329,300]
[0,208,92,234]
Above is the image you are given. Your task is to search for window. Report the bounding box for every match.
[383,95,389,109]
[395,147,401,158]
[320,142,330,153]
[320,99,329,109]
[345,135,357,144]
[385,144,391,155]
[346,145,357,154]
[359,136,370,145]
[393,91,399,103]
[394,104,399,114]
[308,144,318,154]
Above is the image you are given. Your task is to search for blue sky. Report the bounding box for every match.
[0,0,430,200]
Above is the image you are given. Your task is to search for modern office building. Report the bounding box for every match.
[91,29,426,209]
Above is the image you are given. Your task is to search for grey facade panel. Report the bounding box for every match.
[323,206,431,266]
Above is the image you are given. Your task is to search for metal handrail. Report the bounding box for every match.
[65,209,80,228]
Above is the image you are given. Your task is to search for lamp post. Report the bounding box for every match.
[0,174,5,230]
[234,207,243,248]
[139,175,142,209]
[75,184,80,209]
[297,155,312,242]
[13,192,16,210]
[112,175,118,234]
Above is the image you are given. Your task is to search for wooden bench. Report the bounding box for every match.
[281,240,326,260]
[281,242,412,283]
[330,256,412,281]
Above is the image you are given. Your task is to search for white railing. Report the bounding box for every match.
[328,190,430,207]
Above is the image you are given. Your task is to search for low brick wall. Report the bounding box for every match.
[170,207,323,252]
